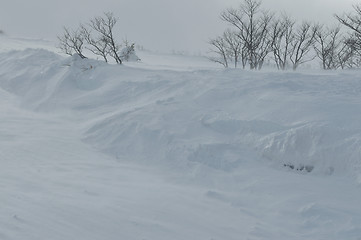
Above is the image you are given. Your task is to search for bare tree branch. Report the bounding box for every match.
[289,22,317,70]
[58,27,87,59]
[80,24,110,63]
[314,25,344,69]
[270,14,295,70]
[223,30,244,68]
[89,12,122,64]
[208,36,230,68]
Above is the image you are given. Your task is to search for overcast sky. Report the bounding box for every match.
[0,0,358,53]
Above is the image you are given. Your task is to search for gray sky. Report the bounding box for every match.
[0,0,358,53]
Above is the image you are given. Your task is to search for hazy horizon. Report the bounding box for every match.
[0,0,358,53]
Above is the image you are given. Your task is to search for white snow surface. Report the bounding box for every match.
[1,36,361,240]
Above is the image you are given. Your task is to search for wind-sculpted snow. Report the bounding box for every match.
[259,123,361,175]
[1,49,361,179]
[1,48,361,240]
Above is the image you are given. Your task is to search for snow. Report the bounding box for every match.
[119,45,140,62]
[1,36,361,240]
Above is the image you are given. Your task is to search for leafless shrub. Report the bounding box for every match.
[58,27,87,59]
[58,12,132,64]
[89,12,122,64]
[119,40,140,62]
[80,24,110,63]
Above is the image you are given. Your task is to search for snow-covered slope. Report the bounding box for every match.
[1,38,361,240]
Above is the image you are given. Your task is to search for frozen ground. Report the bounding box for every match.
[1,36,361,240]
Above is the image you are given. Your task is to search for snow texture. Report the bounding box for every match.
[1,36,361,240]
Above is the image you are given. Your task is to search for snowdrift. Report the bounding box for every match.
[2,45,361,240]
[1,48,361,181]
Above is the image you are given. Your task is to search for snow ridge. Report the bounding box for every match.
[1,47,361,240]
[1,49,361,179]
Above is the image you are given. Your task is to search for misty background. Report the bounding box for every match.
[0,0,358,53]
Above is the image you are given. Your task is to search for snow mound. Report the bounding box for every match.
[259,123,361,175]
[1,49,361,182]
[0,35,57,53]
[0,49,108,110]
[2,47,361,240]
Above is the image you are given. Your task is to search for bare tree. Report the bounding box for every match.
[270,15,295,70]
[314,26,343,69]
[58,27,87,59]
[335,4,361,50]
[208,36,229,68]
[221,0,273,70]
[209,1,361,70]
[252,12,274,70]
[89,12,122,64]
[335,37,356,69]
[80,24,110,63]
[223,30,244,68]
[334,4,361,69]
[343,36,361,68]
[58,12,137,65]
[288,22,317,70]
